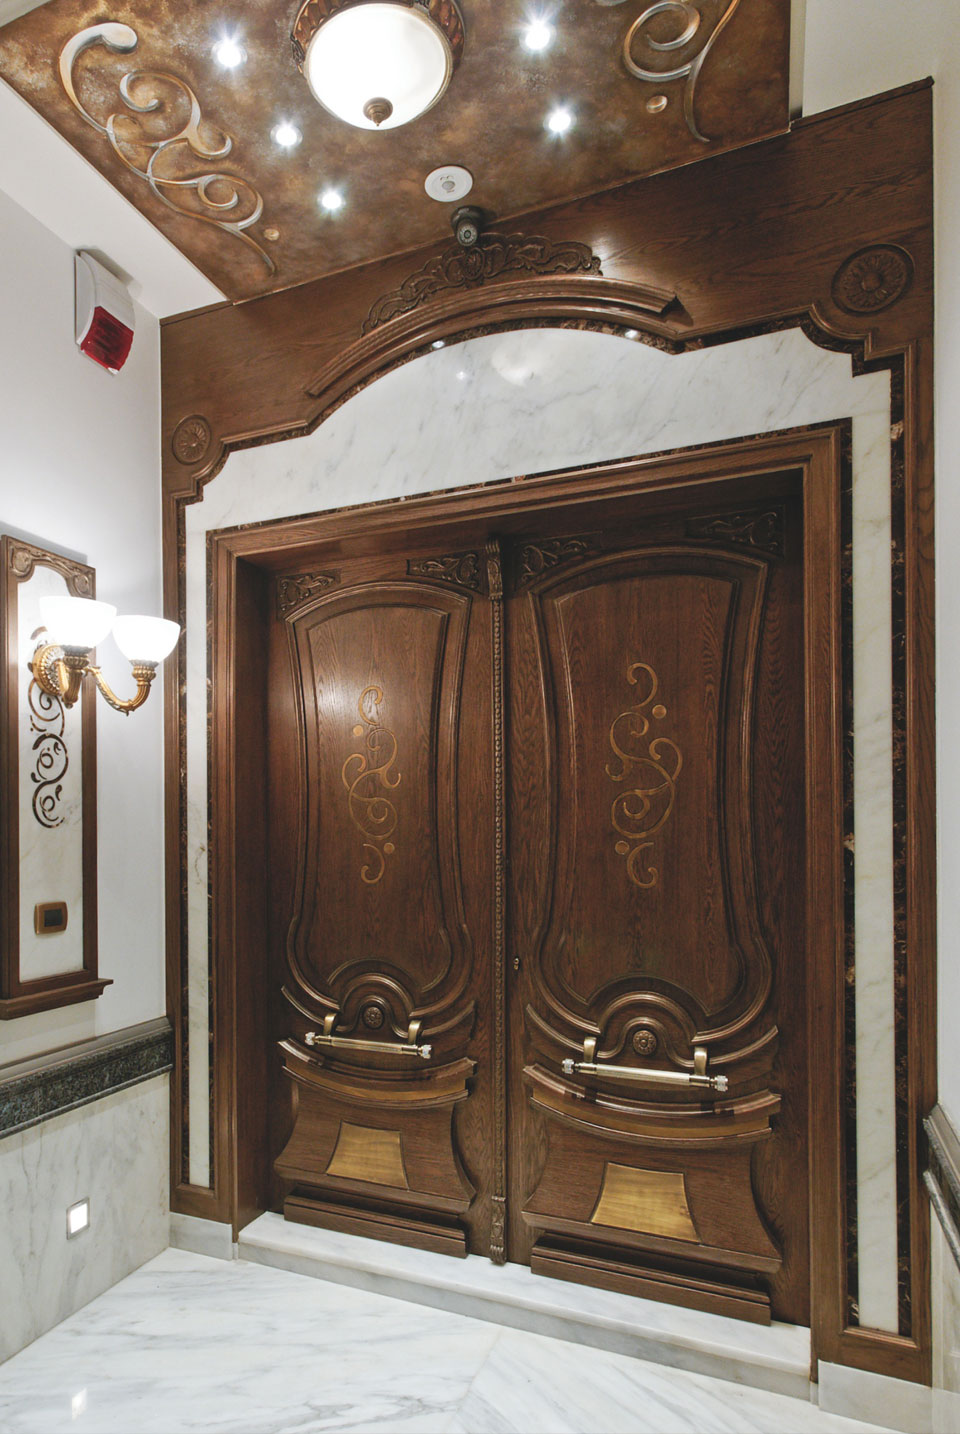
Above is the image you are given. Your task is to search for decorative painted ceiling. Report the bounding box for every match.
[0,1,792,303]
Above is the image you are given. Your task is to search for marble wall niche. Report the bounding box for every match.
[179,325,900,1334]
[0,1075,169,1362]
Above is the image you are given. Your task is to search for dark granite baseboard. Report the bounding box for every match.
[0,1017,172,1139]
[925,1104,960,1271]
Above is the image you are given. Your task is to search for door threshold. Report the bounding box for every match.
[238,1212,811,1401]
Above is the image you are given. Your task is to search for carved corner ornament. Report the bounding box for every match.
[515,534,601,591]
[685,506,785,559]
[407,551,482,593]
[277,571,340,617]
[362,232,603,334]
[59,24,276,275]
[831,244,914,315]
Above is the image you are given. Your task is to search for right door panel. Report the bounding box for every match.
[505,489,808,1324]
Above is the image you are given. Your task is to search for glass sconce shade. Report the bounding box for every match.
[302,2,457,130]
[39,596,117,650]
[112,615,181,663]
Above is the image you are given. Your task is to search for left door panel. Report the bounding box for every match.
[267,550,495,1256]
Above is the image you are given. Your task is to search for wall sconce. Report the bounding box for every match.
[29,596,180,715]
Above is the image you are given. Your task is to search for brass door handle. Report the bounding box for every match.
[304,1013,433,1060]
[561,1040,728,1092]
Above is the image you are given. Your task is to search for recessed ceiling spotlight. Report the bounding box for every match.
[431,339,446,350]
[424,165,473,203]
[523,17,554,52]
[546,106,573,135]
[272,121,302,148]
[319,187,345,212]
[624,328,639,339]
[212,35,246,69]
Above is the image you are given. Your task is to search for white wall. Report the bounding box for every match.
[804,0,960,1137]
[0,185,167,1064]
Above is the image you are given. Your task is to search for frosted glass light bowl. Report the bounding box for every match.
[39,595,117,650]
[112,615,181,663]
[303,2,454,130]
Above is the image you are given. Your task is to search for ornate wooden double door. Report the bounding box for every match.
[268,475,808,1325]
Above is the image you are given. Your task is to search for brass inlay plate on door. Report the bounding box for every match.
[590,1162,699,1241]
[325,1122,409,1189]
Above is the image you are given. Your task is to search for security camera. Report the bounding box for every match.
[452,206,484,248]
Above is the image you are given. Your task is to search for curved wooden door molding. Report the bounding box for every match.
[517,545,778,1079]
[281,581,477,1052]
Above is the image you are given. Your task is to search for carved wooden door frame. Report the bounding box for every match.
[206,423,847,1364]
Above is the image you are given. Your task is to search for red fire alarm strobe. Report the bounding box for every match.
[75,251,135,374]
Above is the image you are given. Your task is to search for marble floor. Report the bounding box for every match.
[0,1248,896,1434]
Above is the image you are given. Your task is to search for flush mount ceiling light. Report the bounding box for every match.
[291,0,465,130]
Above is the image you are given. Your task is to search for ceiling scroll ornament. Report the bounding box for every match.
[361,232,602,334]
[58,23,276,276]
[831,244,915,315]
[621,0,742,143]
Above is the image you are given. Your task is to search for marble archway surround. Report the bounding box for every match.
[179,323,902,1333]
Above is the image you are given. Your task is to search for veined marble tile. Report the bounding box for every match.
[453,1328,892,1434]
[0,1249,893,1434]
[238,1212,810,1399]
[0,1076,168,1362]
[180,324,899,1328]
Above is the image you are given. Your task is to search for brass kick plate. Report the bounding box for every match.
[590,1162,699,1242]
[325,1121,409,1189]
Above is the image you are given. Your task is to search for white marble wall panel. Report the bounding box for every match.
[0,1075,169,1362]
[181,325,898,1330]
[932,1220,960,1433]
[16,564,84,981]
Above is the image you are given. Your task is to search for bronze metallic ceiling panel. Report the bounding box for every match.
[0,0,791,301]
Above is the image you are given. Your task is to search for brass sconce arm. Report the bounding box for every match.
[86,662,157,715]
[30,644,88,708]
[30,642,158,715]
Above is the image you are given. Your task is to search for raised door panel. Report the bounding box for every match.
[270,561,495,1255]
[506,494,808,1323]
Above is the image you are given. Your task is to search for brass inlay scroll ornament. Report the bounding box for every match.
[622,0,742,143]
[590,1162,699,1241]
[59,24,275,275]
[325,1121,409,1188]
[28,680,68,830]
[831,244,915,315]
[342,685,401,885]
[563,1037,728,1092]
[305,1012,432,1059]
[361,232,602,334]
[606,662,682,889]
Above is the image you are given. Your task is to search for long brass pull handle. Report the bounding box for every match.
[561,1042,728,1092]
[304,1013,433,1061]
